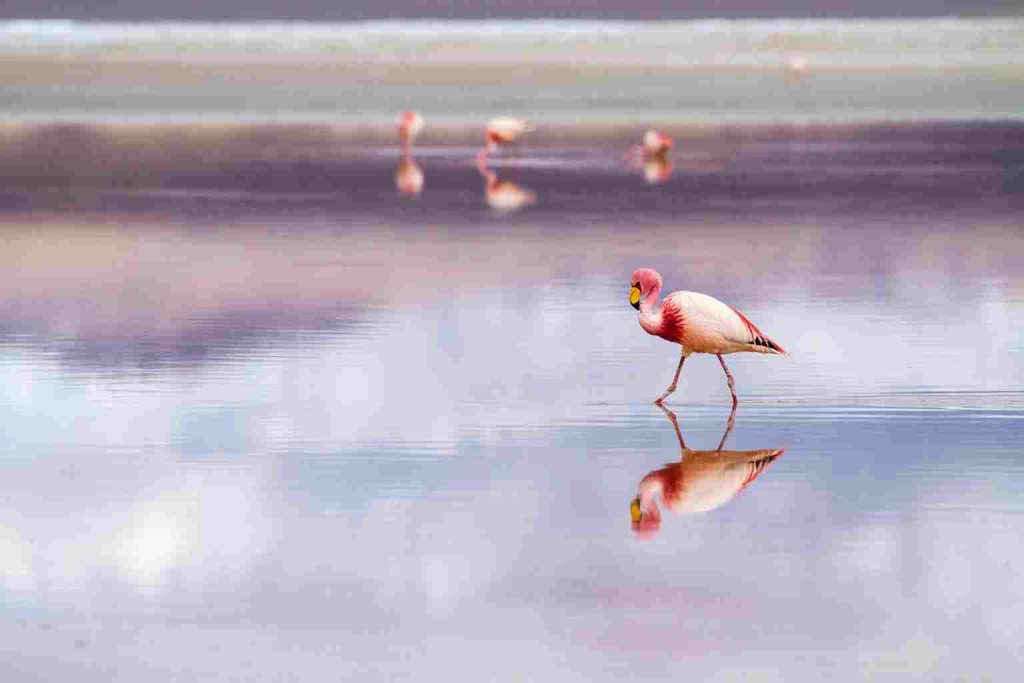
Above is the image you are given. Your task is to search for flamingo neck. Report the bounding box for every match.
[638,478,664,523]
[638,279,665,336]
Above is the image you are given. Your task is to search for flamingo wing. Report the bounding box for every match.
[713,448,786,488]
[487,117,534,142]
[669,291,784,354]
[664,448,784,514]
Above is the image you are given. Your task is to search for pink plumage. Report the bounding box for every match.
[483,170,536,213]
[630,405,783,539]
[642,130,673,156]
[397,110,424,149]
[483,117,536,154]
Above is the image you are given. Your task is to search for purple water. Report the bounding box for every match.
[0,122,1021,680]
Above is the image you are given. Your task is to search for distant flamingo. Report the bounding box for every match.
[398,110,424,153]
[394,157,424,197]
[626,130,673,182]
[642,130,673,157]
[482,169,536,213]
[476,117,535,170]
[630,267,785,405]
[631,404,783,539]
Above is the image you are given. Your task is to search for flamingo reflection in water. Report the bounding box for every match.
[479,167,536,214]
[641,155,674,185]
[395,110,425,197]
[630,404,784,539]
[395,157,424,197]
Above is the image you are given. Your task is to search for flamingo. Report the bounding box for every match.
[398,110,424,153]
[626,130,673,182]
[476,117,536,170]
[630,404,783,539]
[629,267,785,405]
[642,130,673,157]
[395,157,424,197]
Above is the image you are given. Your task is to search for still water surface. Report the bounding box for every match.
[0,123,1022,679]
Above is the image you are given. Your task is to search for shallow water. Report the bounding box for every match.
[0,123,1022,679]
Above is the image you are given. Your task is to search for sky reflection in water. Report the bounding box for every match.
[0,124,1022,679]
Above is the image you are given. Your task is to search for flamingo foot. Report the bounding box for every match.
[716,353,739,408]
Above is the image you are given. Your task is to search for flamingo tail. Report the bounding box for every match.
[731,306,787,355]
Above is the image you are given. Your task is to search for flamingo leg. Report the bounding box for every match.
[656,403,687,452]
[715,402,738,452]
[716,353,738,408]
[655,352,686,405]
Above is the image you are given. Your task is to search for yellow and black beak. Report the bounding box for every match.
[630,496,643,523]
[629,283,642,310]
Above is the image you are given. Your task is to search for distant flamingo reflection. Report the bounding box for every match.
[641,155,674,185]
[630,405,783,539]
[395,156,424,197]
[480,168,536,213]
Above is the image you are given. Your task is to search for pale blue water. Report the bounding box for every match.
[0,123,1022,679]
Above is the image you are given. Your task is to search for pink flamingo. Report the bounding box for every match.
[630,267,785,405]
[398,110,424,154]
[476,117,536,170]
[627,129,673,161]
[626,130,674,183]
[642,129,673,157]
[631,404,783,539]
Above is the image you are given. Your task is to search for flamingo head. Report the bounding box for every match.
[630,494,662,540]
[629,267,662,310]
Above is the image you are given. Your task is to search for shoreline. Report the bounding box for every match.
[3,117,1021,144]
[2,119,1020,189]
[1,119,1019,220]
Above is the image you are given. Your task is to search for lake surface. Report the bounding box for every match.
[0,122,1022,680]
